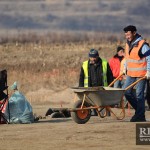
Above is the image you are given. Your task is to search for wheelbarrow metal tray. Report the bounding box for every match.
[72,87,125,106]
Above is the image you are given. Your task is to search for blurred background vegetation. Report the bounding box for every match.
[0,0,150,104]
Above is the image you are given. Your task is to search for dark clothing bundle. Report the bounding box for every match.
[146,80,150,108]
[79,57,113,87]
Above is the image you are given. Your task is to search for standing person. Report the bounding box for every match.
[79,49,113,87]
[123,25,150,122]
[109,46,125,88]
[146,80,150,110]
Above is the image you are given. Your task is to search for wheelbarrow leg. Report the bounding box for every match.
[106,110,111,116]
[105,97,125,120]
[105,106,122,120]
[81,94,86,109]
[96,107,107,118]
[99,108,111,117]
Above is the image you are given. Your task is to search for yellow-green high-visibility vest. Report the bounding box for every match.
[82,59,108,87]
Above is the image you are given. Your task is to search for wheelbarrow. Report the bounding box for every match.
[70,75,146,124]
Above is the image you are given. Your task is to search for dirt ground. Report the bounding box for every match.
[0,90,150,150]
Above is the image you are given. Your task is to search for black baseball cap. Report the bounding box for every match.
[89,49,99,58]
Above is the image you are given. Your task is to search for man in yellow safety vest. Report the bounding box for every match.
[79,49,113,87]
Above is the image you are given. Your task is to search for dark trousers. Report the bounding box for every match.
[124,76,146,118]
[146,80,150,108]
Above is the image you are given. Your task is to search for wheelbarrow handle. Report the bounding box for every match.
[108,73,124,87]
[124,76,146,91]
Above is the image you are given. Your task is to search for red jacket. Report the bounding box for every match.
[109,57,121,78]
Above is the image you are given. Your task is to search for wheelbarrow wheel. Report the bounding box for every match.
[71,100,91,124]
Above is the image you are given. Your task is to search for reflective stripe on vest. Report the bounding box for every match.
[82,59,108,87]
[125,40,147,77]
[102,59,108,87]
[82,60,89,87]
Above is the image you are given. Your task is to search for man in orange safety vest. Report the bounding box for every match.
[123,25,150,122]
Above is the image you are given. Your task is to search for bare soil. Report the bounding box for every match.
[0,39,150,150]
[1,90,150,150]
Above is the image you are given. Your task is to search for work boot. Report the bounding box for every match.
[130,115,146,122]
[130,114,136,122]
[130,100,146,122]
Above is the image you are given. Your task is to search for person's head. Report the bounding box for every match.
[123,25,137,42]
[89,49,99,64]
[116,46,125,57]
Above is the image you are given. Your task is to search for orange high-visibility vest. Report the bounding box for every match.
[125,39,147,77]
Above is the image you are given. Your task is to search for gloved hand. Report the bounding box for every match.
[145,71,150,80]
[122,69,126,75]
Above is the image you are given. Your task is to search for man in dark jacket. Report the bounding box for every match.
[79,49,113,87]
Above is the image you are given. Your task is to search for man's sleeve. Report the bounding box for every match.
[141,44,150,71]
[79,67,84,87]
[107,63,114,85]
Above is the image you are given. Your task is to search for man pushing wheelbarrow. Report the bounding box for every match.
[123,25,150,122]
[70,25,150,124]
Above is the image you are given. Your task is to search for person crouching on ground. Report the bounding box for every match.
[79,49,113,87]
